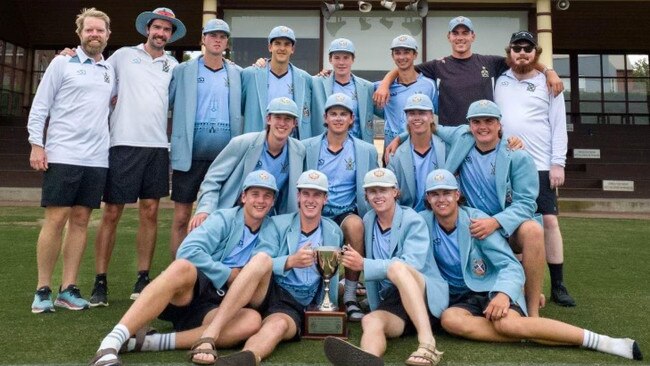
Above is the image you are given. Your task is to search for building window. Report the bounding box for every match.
[576,53,649,125]
[0,40,28,116]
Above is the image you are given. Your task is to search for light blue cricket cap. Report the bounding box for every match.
[390,34,418,51]
[466,99,502,121]
[325,93,354,114]
[328,38,355,55]
[266,97,299,118]
[404,94,434,112]
[363,168,398,189]
[425,169,458,192]
[448,16,474,32]
[242,170,278,193]
[296,170,329,193]
[203,19,230,36]
[268,25,296,44]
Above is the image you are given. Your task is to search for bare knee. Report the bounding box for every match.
[139,200,160,221]
[440,309,472,336]
[101,204,123,226]
[492,317,525,339]
[386,261,408,283]
[165,259,198,288]
[247,253,273,274]
[172,204,192,229]
[542,215,560,231]
[361,312,384,333]
[341,215,364,248]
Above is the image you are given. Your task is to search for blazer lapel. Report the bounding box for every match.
[255,66,269,123]
[388,205,403,257]
[354,75,368,123]
[243,132,266,177]
[222,208,245,257]
[494,141,510,208]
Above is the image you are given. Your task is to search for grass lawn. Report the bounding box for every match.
[0,206,648,365]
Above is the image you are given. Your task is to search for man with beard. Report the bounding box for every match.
[89,7,187,306]
[168,19,242,257]
[494,31,575,307]
[28,8,114,313]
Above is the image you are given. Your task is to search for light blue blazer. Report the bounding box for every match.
[437,125,539,237]
[241,63,313,138]
[420,206,527,315]
[311,74,377,144]
[363,205,448,317]
[195,131,306,215]
[301,133,379,217]
[169,57,243,172]
[263,212,343,306]
[176,207,275,291]
[387,135,448,210]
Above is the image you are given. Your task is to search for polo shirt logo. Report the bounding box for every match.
[197,77,205,83]
[526,82,536,92]
[162,61,170,73]
[345,157,355,170]
[472,258,486,276]
[131,58,141,64]
[104,72,110,83]
[76,69,86,75]
[481,66,489,78]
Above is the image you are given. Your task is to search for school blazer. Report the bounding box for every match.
[420,206,527,315]
[437,125,539,237]
[169,57,243,172]
[387,135,448,210]
[263,212,343,306]
[177,207,275,291]
[311,74,376,144]
[301,133,379,217]
[241,63,313,138]
[195,131,305,215]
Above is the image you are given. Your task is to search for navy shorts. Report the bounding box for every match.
[103,146,169,204]
[536,171,558,215]
[171,160,213,204]
[376,285,440,336]
[448,291,526,317]
[257,280,306,341]
[158,270,226,331]
[331,210,359,226]
[41,163,107,208]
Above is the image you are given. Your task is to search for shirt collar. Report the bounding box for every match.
[75,46,108,68]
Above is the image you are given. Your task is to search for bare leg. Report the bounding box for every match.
[61,206,92,288]
[360,310,405,356]
[36,206,71,288]
[170,201,193,258]
[94,203,125,274]
[341,215,364,283]
[441,307,520,342]
[243,313,297,360]
[514,220,545,317]
[137,198,160,272]
[543,215,563,264]
[171,308,262,349]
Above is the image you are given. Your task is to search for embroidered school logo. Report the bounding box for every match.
[472,258,486,276]
[162,61,170,73]
[318,158,325,167]
[479,100,489,107]
[365,120,372,130]
[225,77,230,87]
[373,170,385,177]
[279,97,292,104]
[258,171,270,180]
[308,171,321,180]
[336,94,345,102]
[398,35,408,42]
[481,66,489,78]
[281,160,289,173]
[411,95,422,104]
[280,26,290,34]
[433,173,445,182]
[490,161,496,175]
[255,160,263,168]
[501,81,509,86]
[197,77,205,83]
[288,84,294,95]
[303,106,310,118]
[505,189,513,205]
[351,90,358,101]
[433,237,441,246]
[103,72,110,83]
[526,82,536,92]
[465,155,472,163]
[345,157,355,170]
[338,39,349,47]
[76,69,86,75]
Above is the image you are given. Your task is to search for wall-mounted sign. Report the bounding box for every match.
[602,180,634,192]
[573,149,600,159]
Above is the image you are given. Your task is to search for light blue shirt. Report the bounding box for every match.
[258,141,290,212]
[372,220,393,295]
[432,222,468,295]
[267,68,294,104]
[411,141,439,212]
[318,136,357,217]
[192,59,231,160]
[332,80,361,138]
[221,225,259,268]
[275,225,323,306]
[459,146,501,216]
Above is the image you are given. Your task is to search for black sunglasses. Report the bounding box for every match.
[511,45,535,53]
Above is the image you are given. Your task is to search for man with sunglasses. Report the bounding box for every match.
[494,31,575,307]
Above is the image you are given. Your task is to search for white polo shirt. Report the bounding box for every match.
[28,46,114,167]
[495,70,567,170]
[107,44,177,148]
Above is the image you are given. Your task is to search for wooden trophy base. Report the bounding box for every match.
[302,305,348,340]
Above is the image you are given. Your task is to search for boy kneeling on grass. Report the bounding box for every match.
[420,169,643,361]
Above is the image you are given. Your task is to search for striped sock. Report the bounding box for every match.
[583,330,637,359]
[96,324,130,363]
[141,332,176,351]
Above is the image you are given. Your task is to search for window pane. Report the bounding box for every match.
[629,102,649,114]
[561,77,571,99]
[603,102,625,114]
[183,50,202,61]
[553,54,570,76]
[578,54,600,77]
[33,50,56,72]
[632,115,649,125]
[628,79,649,101]
[578,78,601,100]
[580,102,601,113]
[3,42,14,66]
[2,67,13,89]
[15,46,26,69]
[627,55,648,75]
[14,70,24,92]
[0,40,4,63]
[11,91,21,116]
[565,101,571,113]
[32,72,44,94]
[603,78,625,101]
[580,115,598,124]
[602,55,624,77]
[0,90,9,116]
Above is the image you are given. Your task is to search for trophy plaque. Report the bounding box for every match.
[302,246,348,340]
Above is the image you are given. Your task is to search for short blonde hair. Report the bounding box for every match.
[76,8,111,35]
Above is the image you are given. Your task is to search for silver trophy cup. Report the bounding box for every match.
[315,246,341,311]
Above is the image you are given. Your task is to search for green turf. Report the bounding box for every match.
[1,206,648,365]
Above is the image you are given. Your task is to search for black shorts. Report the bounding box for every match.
[257,280,306,341]
[448,291,526,317]
[375,286,440,336]
[331,210,359,226]
[536,171,558,215]
[158,271,226,331]
[41,163,107,208]
[103,146,169,204]
[171,160,213,204]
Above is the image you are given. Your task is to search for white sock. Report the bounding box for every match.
[583,330,637,359]
[96,324,130,363]
[344,280,358,304]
